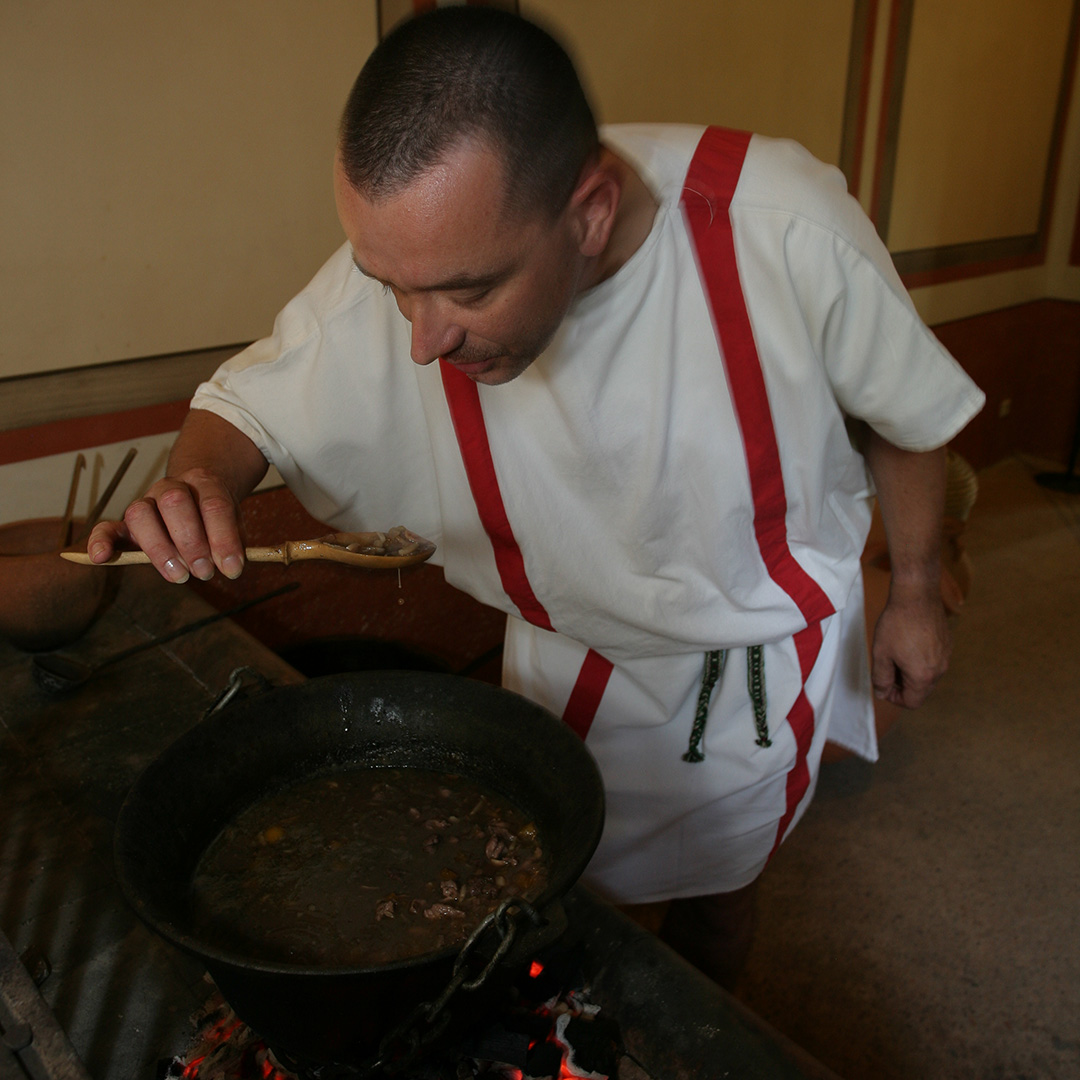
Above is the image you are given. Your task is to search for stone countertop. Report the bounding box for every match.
[0,566,304,1079]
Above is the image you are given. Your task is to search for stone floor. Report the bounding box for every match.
[735,456,1080,1080]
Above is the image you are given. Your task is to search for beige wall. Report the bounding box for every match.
[893,1,1079,326]
[523,0,854,167]
[889,0,1071,252]
[0,1,375,378]
[1,0,1078,379]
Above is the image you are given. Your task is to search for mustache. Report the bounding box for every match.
[444,342,503,365]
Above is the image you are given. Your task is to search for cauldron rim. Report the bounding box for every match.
[114,670,606,978]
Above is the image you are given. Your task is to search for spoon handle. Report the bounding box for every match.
[60,550,150,565]
[61,547,286,567]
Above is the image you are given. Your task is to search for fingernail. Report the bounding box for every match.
[223,554,244,580]
[164,558,190,584]
[88,542,105,563]
[192,557,215,581]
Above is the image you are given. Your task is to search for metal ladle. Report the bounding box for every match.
[32,581,299,694]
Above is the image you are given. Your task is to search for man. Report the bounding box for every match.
[90,8,983,989]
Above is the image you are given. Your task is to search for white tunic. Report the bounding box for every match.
[192,125,984,903]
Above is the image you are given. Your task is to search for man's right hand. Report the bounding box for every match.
[89,469,247,583]
[86,410,268,583]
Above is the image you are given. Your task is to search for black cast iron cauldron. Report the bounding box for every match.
[113,671,605,1066]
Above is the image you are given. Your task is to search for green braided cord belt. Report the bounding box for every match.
[747,644,771,747]
[682,645,771,762]
[683,648,726,763]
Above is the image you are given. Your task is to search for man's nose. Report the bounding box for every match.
[405,297,466,366]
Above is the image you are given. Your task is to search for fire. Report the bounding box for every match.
[173,964,616,1080]
[170,994,296,1080]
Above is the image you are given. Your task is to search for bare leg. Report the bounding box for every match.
[617,899,671,935]
[656,878,760,992]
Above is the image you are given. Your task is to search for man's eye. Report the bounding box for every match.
[457,288,491,306]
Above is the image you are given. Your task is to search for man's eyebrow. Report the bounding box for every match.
[350,255,511,293]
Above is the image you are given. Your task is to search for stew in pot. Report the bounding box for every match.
[189,766,549,967]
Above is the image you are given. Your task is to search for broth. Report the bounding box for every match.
[189,767,548,967]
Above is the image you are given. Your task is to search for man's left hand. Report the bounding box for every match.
[870,589,951,709]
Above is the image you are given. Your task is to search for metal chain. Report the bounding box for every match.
[313,898,544,1079]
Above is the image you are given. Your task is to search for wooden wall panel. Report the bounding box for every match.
[934,300,1080,469]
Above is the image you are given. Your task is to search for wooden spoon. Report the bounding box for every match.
[59,527,436,570]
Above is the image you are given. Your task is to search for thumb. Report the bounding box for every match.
[871,653,898,700]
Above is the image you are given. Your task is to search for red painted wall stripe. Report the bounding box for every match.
[844,0,879,200]
[0,399,190,467]
[439,360,613,736]
[439,361,554,630]
[681,127,835,626]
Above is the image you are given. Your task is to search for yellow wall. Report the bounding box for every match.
[523,0,854,167]
[889,0,1071,251]
[0,1,375,378]
[1,0,1078,382]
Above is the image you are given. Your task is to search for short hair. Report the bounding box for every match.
[338,6,599,221]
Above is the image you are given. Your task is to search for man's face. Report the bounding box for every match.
[334,141,587,385]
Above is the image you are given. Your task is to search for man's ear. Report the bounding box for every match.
[568,160,620,257]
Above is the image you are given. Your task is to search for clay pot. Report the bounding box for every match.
[0,518,120,652]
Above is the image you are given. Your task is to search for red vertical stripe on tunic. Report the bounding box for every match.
[681,126,835,848]
[681,128,835,625]
[440,361,555,631]
[768,621,825,858]
[439,360,612,736]
[560,647,615,741]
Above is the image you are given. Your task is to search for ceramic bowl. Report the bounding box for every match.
[0,517,120,652]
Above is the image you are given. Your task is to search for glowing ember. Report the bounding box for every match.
[160,991,297,1080]
[164,967,622,1080]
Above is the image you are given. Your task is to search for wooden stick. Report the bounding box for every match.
[57,453,86,549]
[73,447,138,545]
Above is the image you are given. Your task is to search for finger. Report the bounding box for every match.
[152,481,223,581]
[86,519,131,562]
[123,491,196,584]
[196,490,246,580]
[897,673,936,710]
[870,654,899,701]
[879,666,936,709]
